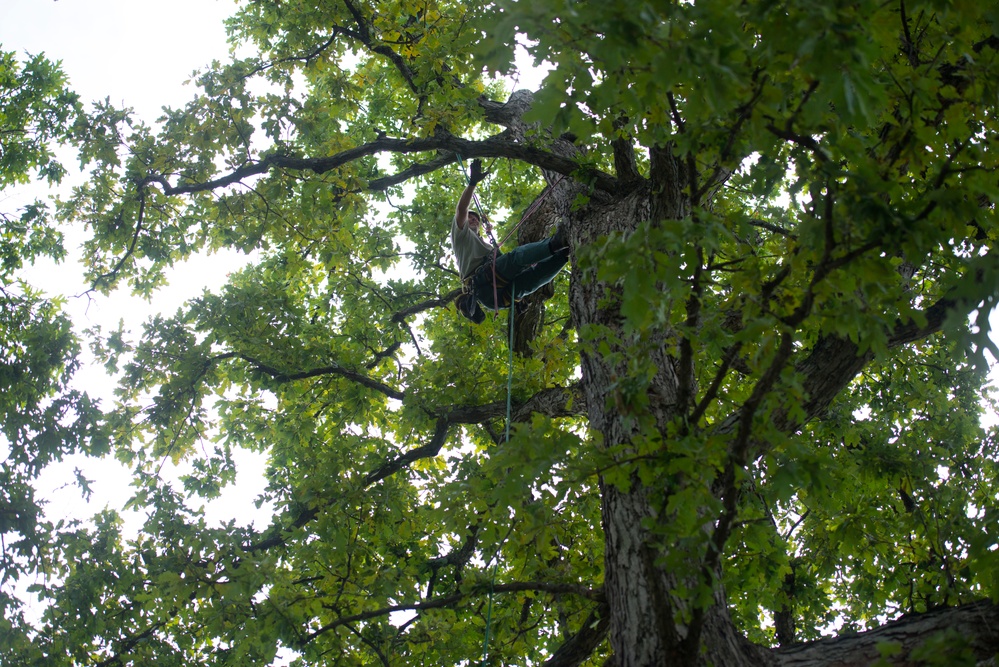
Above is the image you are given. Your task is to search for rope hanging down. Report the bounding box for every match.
[481,282,515,666]
[455,154,520,663]
[454,155,559,662]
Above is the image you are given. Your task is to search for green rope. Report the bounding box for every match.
[481,283,515,666]
[457,150,517,664]
[505,282,515,442]
[480,560,499,666]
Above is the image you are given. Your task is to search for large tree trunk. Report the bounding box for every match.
[556,172,999,665]
[565,183,774,666]
[492,93,999,667]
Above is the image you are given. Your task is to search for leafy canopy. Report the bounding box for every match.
[3,0,999,666]
[0,47,102,636]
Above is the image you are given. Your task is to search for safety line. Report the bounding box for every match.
[482,280,515,666]
[456,154,502,313]
[455,153,517,664]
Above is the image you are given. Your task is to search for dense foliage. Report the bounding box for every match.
[0,48,101,630]
[3,1,999,665]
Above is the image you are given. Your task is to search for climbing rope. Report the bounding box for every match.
[453,155,562,441]
[454,156,558,662]
[480,281,515,666]
[456,155,503,313]
[496,173,566,248]
[455,154,565,318]
[480,559,499,666]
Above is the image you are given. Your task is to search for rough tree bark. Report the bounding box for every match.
[559,149,776,666]
[491,91,998,664]
[775,600,999,666]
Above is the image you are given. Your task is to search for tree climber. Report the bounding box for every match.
[452,159,569,324]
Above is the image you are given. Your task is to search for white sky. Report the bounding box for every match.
[0,0,273,556]
[0,0,236,121]
[0,0,244,314]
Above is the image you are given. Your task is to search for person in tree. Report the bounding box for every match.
[453,159,569,323]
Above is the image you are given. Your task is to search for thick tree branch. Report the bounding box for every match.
[689,341,744,426]
[144,123,617,200]
[711,278,979,447]
[426,524,479,573]
[391,288,463,323]
[341,0,421,95]
[775,599,999,666]
[246,384,584,553]
[748,219,795,238]
[363,416,450,487]
[437,384,586,425]
[93,619,170,667]
[91,188,146,290]
[479,89,535,128]
[542,601,612,667]
[765,124,828,161]
[793,288,961,424]
[365,341,402,369]
[677,245,704,417]
[611,115,642,187]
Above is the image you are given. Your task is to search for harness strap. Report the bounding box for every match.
[466,258,513,309]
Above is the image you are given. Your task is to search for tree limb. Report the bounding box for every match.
[245,384,584,553]
[303,581,604,645]
[542,600,612,667]
[775,599,999,666]
[142,125,618,199]
[91,188,146,290]
[341,0,421,96]
[391,288,463,323]
[220,351,406,401]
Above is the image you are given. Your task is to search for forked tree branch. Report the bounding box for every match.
[542,601,612,667]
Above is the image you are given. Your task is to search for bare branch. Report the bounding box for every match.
[677,244,704,417]
[611,116,642,186]
[342,0,421,95]
[765,124,828,161]
[689,341,744,426]
[144,124,617,200]
[775,599,999,666]
[391,288,463,323]
[365,341,403,369]
[747,219,795,238]
[245,384,584,553]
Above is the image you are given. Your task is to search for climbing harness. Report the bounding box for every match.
[455,154,566,317]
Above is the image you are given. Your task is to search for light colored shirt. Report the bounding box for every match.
[451,215,494,280]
